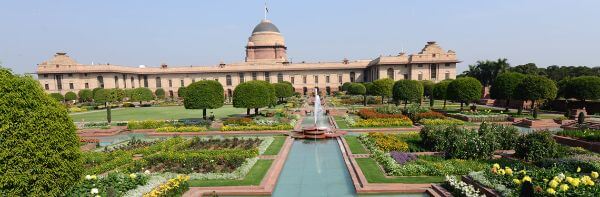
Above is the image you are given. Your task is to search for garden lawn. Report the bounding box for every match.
[355,158,444,183]
[70,105,246,122]
[344,136,368,154]
[263,136,286,155]
[334,116,350,129]
[188,159,273,187]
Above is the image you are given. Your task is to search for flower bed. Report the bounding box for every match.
[143,175,190,197]
[358,108,407,119]
[352,118,413,128]
[420,118,464,126]
[443,175,485,197]
[447,113,509,122]
[66,172,149,196]
[128,119,211,130]
[155,126,207,132]
[366,132,409,152]
[221,124,293,131]
[220,116,296,131]
[414,111,447,121]
[556,129,600,142]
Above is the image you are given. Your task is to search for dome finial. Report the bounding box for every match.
[264,0,269,20]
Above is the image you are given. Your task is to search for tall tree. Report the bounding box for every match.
[183,80,225,119]
[564,76,600,109]
[273,82,294,102]
[509,63,543,75]
[371,78,394,104]
[461,58,510,86]
[130,87,154,104]
[433,80,452,109]
[0,68,82,196]
[447,77,483,111]
[94,89,123,123]
[392,80,424,109]
[516,75,557,118]
[420,80,435,107]
[490,72,525,112]
[233,80,274,115]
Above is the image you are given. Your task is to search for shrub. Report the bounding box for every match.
[122,102,135,107]
[478,122,520,150]
[420,118,464,126]
[375,105,403,114]
[393,80,423,106]
[444,127,492,159]
[0,68,82,196]
[556,129,600,142]
[155,88,165,99]
[221,124,293,131]
[50,92,65,102]
[389,151,417,164]
[223,117,254,126]
[233,81,275,114]
[184,80,225,119]
[447,77,482,110]
[414,111,446,121]
[78,89,93,102]
[67,172,149,196]
[367,132,409,152]
[130,88,154,104]
[358,108,407,119]
[515,131,561,162]
[65,91,77,101]
[353,118,413,128]
[127,120,171,129]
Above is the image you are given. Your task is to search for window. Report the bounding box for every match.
[430,64,437,80]
[55,75,63,90]
[326,76,330,83]
[84,73,88,77]
[277,73,284,83]
[114,76,119,88]
[69,83,74,89]
[418,73,423,80]
[291,76,295,84]
[303,75,307,84]
[180,79,184,87]
[68,73,72,77]
[226,75,232,86]
[45,84,49,90]
[123,74,127,88]
[85,83,89,89]
[264,72,270,82]
[418,64,423,67]
[445,72,450,80]
[143,76,148,87]
[338,74,342,83]
[403,74,409,80]
[131,77,135,88]
[404,65,408,68]
[252,72,257,80]
[326,86,331,95]
[168,79,172,87]
[387,68,394,79]
[239,73,245,83]
[97,76,104,88]
[350,72,356,82]
[445,63,451,67]
[303,87,308,95]
[43,74,48,78]
[314,75,319,83]
[156,77,162,88]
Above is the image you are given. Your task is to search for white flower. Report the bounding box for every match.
[90,188,99,194]
[85,175,92,180]
[144,170,151,174]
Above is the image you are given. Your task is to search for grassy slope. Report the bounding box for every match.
[355,158,444,183]
[70,105,246,122]
[343,136,368,154]
[263,136,286,155]
[334,116,350,129]
[188,159,273,187]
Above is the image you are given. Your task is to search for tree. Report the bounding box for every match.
[490,72,525,112]
[64,91,77,101]
[130,87,154,104]
[363,82,374,95]
[371,78,394,104]
[0,68,82,196]
[78,89,93,102]
[184,80,225,119]
[94,89,123,123]
[155,88,166,100]
[49,92,64,102]
[177,86,187,99]
[233,81,274,115]
[421,80,435,107]
[273,82,294,102]
[433,80,452,109]
[347,83,367,106]
[564,76,600,108]
[341,82,352,92]
[509,63,544,75]
[392,80,424,108]
[461,58,510,86]
[516,75,557,118]
[447,77,483,111]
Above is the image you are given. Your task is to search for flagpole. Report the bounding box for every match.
[264,0,267,20]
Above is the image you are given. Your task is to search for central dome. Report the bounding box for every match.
[252,19,280,33]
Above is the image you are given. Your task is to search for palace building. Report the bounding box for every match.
[36,19,459,98]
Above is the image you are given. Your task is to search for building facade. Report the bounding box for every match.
[36,19,459,98]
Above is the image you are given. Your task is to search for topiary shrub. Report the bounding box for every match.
[184,80,225,119]
[49,92,64,102]
[515,131,561,162]
[392,80,424,108]
[578,112,585,124]
[447,77,482,111]
[0,68,82,196]
[155,88,166,99]
[64,91,77,101]
[78,89,93,102]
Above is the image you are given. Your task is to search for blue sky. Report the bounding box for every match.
[1,0,599,74]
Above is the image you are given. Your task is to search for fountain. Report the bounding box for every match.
[292,89,346,139]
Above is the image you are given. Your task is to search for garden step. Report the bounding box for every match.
[430,184,454,197]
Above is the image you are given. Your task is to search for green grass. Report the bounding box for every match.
[188,159,273,187]
[263,136,286,155]
[334,116,350,129]
[344,136,368,154]
[355,157,444,183]
[70,105,246,122]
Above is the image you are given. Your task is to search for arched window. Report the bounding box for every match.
[277,73,284,83]
[97,76,104,88]
[226,75,232,86]
[156,77,162,88]
[131,77,135,88]
[387,68,394,80]
[114,76,119,88]
[303,87,308,95]
[326,86,331,95]
[350,72,356,82]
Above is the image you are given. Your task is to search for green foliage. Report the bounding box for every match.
[130,87,154,103]
[233,80,275,110]
[564,76,600,101]
[66,172,149,197]
[93,89,123,104]
[178,86,187,98]
[447,77,482,105]
[155,88,166,99]
[578,112,585,124]
[0,68,82,196]
[433,80,452,100]
[515,131,561,162]
[371,78,394,98]
[65,91,77,101]
[515,75,557,103]
[363,82,374,95]
[420,80,435,97]
[461,58,510,86]
[273,82,294,99]
[490,72,525,100]
[78,89,93,102]
[184,80,225,110]
[392,80,423,104]
[347,83,366,95]
[342,82,352,91]
[49,92,64,102]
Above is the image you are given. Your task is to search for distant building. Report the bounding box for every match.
[36,19,459,98]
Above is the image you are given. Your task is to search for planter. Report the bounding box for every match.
[553,135,600,153]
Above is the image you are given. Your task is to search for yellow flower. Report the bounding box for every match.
[522,176,532,182]
[513,179,521,185]
[559,184,569,191]
[570,179,580,187]
[566,177,574,183]
[493,163,500,169]
[519,170,527,175]
[546,188,556,195]
[592,171,599,179]
[505,167,513,175]
[498,169,506,175]
[587,180,595,186]
[129,173,137,179]
[577,167,581,172]
[549,180,559,188]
